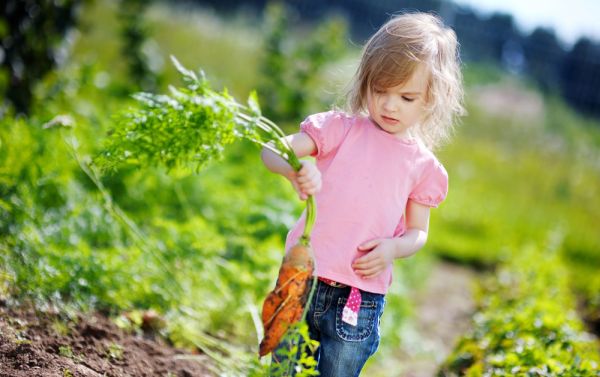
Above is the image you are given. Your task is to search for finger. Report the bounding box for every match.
[353,260,379,273]
[358,239,381,251]
[299,179,315,187]
[300,179,321,195]
[296,174,309,182]
[360,269,383,279]
[351,258,369,269]
[356,263,383,276]
[301,181,320,191]
[299,186,314,196]
[298,173,316,185]
[299,162,313,174]
[299,171,319,183]
[355,253,383,266]
[297,166,308,177]
[353,252,377,265]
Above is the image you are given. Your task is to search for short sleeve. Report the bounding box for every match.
[409,160,449,208]
[299,111,351,159]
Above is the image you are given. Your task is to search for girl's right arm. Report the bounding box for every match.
[260,133,322,200]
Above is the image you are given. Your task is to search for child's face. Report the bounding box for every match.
[366,64,429,140]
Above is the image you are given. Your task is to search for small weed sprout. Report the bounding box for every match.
[58,345,85,363]
[51,319,70,336]
[107,342,124,360]
[58,345,74,358]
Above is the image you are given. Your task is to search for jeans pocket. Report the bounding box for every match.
[334,297,378,342]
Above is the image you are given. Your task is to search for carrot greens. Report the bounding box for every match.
[95,55,316,244]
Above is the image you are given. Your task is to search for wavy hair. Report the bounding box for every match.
[347,12,465,150]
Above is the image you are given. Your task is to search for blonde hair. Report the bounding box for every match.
[347,12,465,150]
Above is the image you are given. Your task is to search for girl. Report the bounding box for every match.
[260,12,464,376]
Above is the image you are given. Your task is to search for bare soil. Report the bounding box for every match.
[0,300,215,377]
[364,260,480,377]
[397,261,479,377]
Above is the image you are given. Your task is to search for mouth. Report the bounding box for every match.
[381,115,399,124]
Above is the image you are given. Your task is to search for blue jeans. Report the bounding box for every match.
[272,280,385,377]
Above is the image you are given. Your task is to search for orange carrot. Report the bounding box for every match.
[259,243,314,356]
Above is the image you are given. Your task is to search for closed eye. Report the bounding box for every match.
[402,96,416,102]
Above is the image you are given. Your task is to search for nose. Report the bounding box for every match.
[382,95,398,113]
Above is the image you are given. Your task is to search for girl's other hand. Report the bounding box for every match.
[352,238,396,279]
[287,160,322,201]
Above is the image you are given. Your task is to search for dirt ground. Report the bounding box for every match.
[397,261,479,377]
[0,300,215,377]
[364,260,480,377]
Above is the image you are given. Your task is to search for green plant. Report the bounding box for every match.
[59,345,74,358]
[51,319,70,337]
[259,3,347,123]
[107,342,124,360]
[268,322,320,376]
[95,54,319,255]
[439,241,600,376]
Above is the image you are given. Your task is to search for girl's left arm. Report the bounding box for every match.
[352,199,431,279]
[397,199,431,257]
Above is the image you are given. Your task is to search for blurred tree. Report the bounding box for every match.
[453,8,494,62]
[561,38,600,117]
[258,2,347,124]
[117,0,160,93]
[487,13,519,62]
[0,0,83,115]
[523,27,565,92]
[259,3,287,122]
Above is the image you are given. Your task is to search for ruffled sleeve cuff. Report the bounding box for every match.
[299,111,349,159]
[409,161,449,208]
[300,118,325,158]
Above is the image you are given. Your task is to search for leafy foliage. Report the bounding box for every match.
[259,2,347,123]
[439,241,600,376]
[95,56,300,174]
[267,322,320,377]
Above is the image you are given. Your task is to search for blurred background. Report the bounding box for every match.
[1,0,599,375]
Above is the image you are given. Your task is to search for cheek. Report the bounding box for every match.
[410,102,427,120]
[367,96,378,112]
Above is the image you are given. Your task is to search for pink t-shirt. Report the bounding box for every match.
[284,110,448,295]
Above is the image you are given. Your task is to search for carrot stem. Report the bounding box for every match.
[299,195,316,245]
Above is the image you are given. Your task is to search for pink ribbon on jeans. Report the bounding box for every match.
[319,277,362,326]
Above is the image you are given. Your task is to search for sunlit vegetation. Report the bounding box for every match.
[1,0,599,375]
